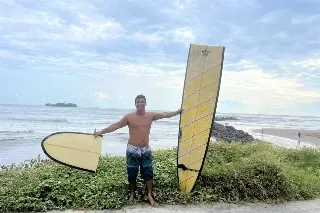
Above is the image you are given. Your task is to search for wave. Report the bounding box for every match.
[0,136,27,141]
[66,120,112,124]
[0,130,35,134]
[2,117,68,123]
[114,132,127,135]
[154,120,178,125]
[0,129,40,141]
[0,136,42,141]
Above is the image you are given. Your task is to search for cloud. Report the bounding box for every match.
[94,92,108,101]
[152,58,320,114]
[292,57,320,72]
[217,60,320,114]
[0,0,319,116]
[257,10,286,24]
[291,14,320,24]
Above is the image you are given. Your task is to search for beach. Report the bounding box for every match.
[252,128,320,147]
[33,200,320,213]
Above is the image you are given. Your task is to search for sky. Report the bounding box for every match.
[0,0,319,116]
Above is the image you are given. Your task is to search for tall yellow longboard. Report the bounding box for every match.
[177,44,225,193]
[41,132,103,172]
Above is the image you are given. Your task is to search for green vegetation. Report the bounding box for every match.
[1,141,320,212]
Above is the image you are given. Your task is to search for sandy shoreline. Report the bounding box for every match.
[252,128,320,147]
[33,200,320,213]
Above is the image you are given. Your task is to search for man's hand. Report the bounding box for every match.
[153,108,184,120]
[94,130,102,138]
[177,108,183,114]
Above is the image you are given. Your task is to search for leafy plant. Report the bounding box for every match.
[0,141,319,212]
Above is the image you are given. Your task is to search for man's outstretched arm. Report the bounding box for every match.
[95,114,128,136]
[153,109,183,121]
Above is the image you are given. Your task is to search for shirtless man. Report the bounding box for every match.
[94,94,183,206]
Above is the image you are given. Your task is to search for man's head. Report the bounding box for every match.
[135,94,146,112]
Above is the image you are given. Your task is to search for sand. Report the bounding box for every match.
[36,200,320,213]
[252,128,320,147]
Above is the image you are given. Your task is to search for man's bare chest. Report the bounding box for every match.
[128,116,153,128]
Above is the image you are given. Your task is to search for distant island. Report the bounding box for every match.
[45,102,77,107]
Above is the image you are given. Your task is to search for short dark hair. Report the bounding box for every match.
[135,94,146,103]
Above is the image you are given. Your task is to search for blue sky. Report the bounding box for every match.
[0,0,319,116]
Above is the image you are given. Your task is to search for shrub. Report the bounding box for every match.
[1,141,319,212]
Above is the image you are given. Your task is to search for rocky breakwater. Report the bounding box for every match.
[211,122,255,143]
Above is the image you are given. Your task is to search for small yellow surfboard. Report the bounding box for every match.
[41,132,103,172]
[177,43,225,193]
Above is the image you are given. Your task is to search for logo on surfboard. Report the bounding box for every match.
[201,46,211,56]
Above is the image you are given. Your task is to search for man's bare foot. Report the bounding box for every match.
[147,194,156,207]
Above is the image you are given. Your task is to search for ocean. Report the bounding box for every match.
[1,104,320,166]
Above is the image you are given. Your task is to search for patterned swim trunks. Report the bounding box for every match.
[126,144,153,183]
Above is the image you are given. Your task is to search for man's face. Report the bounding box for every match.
[135,98,146,111]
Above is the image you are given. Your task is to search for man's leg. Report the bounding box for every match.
[141,147,156,206]
[145,179,155,206]
[128,180,136,201]
[126,145,140,201]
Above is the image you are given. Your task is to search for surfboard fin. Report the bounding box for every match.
[178,164,199,172]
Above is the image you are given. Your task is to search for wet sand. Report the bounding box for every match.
[252,128,320,147]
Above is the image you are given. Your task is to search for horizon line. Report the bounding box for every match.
[0,103,319,118]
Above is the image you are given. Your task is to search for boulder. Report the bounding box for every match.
[211,122,254,143]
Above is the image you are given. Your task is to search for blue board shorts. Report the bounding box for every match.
[126,144,153,183]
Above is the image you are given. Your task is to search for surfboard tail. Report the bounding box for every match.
[41,131,103,173]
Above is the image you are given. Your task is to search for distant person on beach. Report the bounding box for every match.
[297,132,301,148]
[94,94,183,207]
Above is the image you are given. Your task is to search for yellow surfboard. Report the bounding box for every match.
[41,132,103,172]
[177,44,225,193]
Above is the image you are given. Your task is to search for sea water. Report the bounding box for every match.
[1,104,320,166]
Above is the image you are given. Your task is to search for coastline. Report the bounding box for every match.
[252,128,320,147]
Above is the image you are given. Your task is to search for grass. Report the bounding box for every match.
[1,141,320,212]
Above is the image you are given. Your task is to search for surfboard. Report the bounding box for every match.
[41,132,103,172]
[177,44,225,193]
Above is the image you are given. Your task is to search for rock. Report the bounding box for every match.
[211,122,254,143]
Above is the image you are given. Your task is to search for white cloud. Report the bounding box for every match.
[291,14,320,24]
[257,10,285,23]
[133,32,164,45]
[1,0,319,116]
[292,57,320,71]
[64,20,124,42]
[172,27,195,43]
[94,92,108,101]
[150,59,320,114]
[219,61,320,111]
[132,27,195,46]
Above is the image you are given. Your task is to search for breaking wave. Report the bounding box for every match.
[2,117,68,123]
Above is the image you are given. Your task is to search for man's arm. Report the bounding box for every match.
[95,114,129,136]
[152,109,183,121]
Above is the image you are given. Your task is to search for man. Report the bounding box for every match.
[94,94,183,206]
